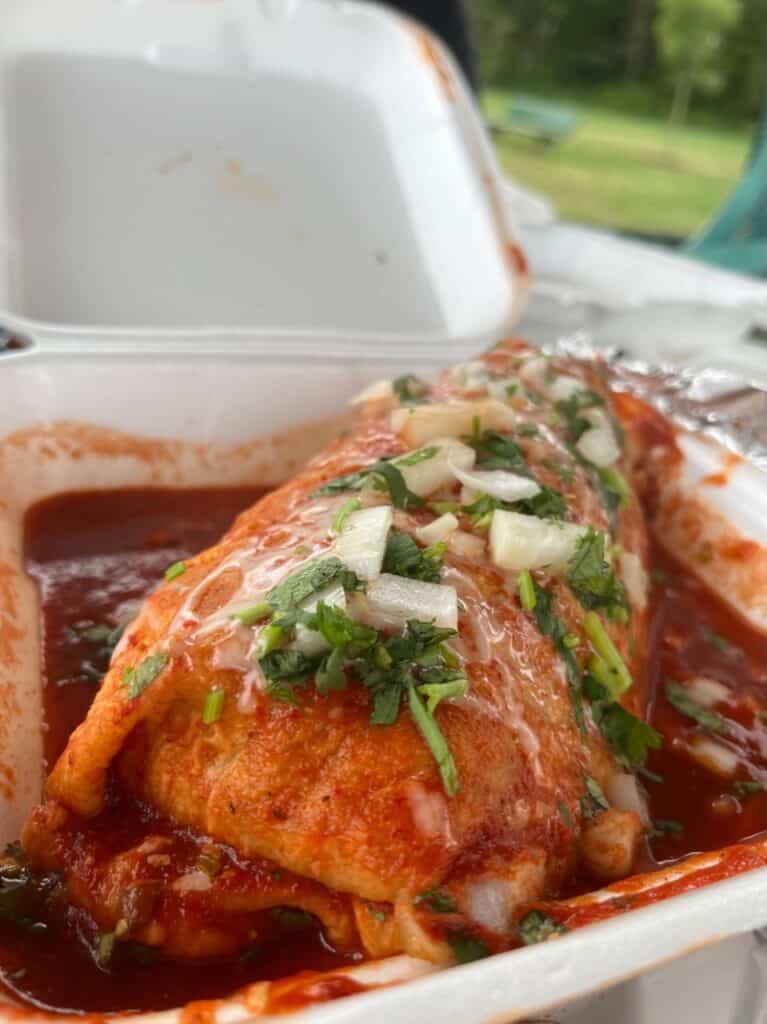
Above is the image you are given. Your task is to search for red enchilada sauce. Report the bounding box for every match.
[0,485,764,1014]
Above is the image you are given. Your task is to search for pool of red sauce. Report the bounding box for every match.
[1,485,765,1015]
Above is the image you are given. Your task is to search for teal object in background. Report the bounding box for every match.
[683,112,767,278]
[497,94,580,146]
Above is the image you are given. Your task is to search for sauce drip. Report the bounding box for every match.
[1,485,764,1015]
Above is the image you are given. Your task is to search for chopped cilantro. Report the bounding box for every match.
[202,687,225,725]
[271,908,314,930]
[315,647,347,694]
[584,675,662,768]
[512,487,569,520]
[518,910,567,945]
[530,583,585,733]
[414,888,458,914]
[558,801,573,829]
[383,529,445,583]
[393,374,428,405]
[703,628,731,652]
[417,675,467,714]
[331,498,361,535]
[556,389,603,444]
[430,501,461,515]
[95,932,115,971]
[567,528,629,622]
[164,561,187,582]
[312,602,377,654]
[122,651,169,699]
[355,621,464,793]
[195,846,222,876]
[651,819,684,837]
[518,569,536,610]
[542,459,575,483]
[239,945,263,965]
[260,649,319,693]
[733,780,763,797]
[571,451,626,532]
[365,902,388,922]
[312,457,425,509]
[255,623,287,659]
[448,932,490,963]
[265,557,364,612]
[665,680,728,733]
[584,612,633,697]
[231,602,272,625]
[461,486,568,529]
[77,623,112,643]
[461,492,503,529]
[580,775,609,818]
[408,687,459,796]
[468,430,532,476]
[395,445,439,467]
[367,460,426,510]
[597,467,630,508]
[256,610,466,796]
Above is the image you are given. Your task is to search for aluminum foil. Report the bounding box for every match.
[551,332,767,473]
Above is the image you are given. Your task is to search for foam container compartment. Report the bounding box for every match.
[0,0,524,344]
[1,333,766,1024]
[0,0,765,1021]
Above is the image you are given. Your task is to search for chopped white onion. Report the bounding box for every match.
[396,438,475,497]
[447,530,486,558]
[519,356,548,389]
[349,378,394,405]
[390,400,515,447]
[606,772,651,828]
[547,374,583,401]
[334,506,392,580]
[490,509,588,572]
[618,551,648,611]
[364,574,457,630]
[416,513,459,546]
[465,880,511,934]
[293,583,348,655]
[687,736,739,778]
[449,361,490,389]
[173,871,213,893]
[450,463,540,503]
[487,377,523,401]
[575,409,620,467]
[686,676,730,708]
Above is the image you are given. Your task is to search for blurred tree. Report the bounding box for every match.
[472,0,515,84]
[624,0,657,81]
[654,0,743,123]
[470,0,764,120]
[719,0,767,117]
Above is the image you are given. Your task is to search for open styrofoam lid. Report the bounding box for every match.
[0,0,524,349]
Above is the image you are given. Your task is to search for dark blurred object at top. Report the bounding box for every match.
[374,0,477,89]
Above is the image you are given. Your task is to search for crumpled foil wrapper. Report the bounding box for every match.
[550,332,767,474]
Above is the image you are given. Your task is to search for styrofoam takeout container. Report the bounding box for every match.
[0,0,525,347]
[1,337,766,1024]
[0,1,765,1021]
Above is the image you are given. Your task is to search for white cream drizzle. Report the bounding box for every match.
[442,565,544,779]
[162,498,346,711]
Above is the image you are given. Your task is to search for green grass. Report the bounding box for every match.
[483,88,753,238]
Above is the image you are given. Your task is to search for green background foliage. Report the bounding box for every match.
[470,0,765,239]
